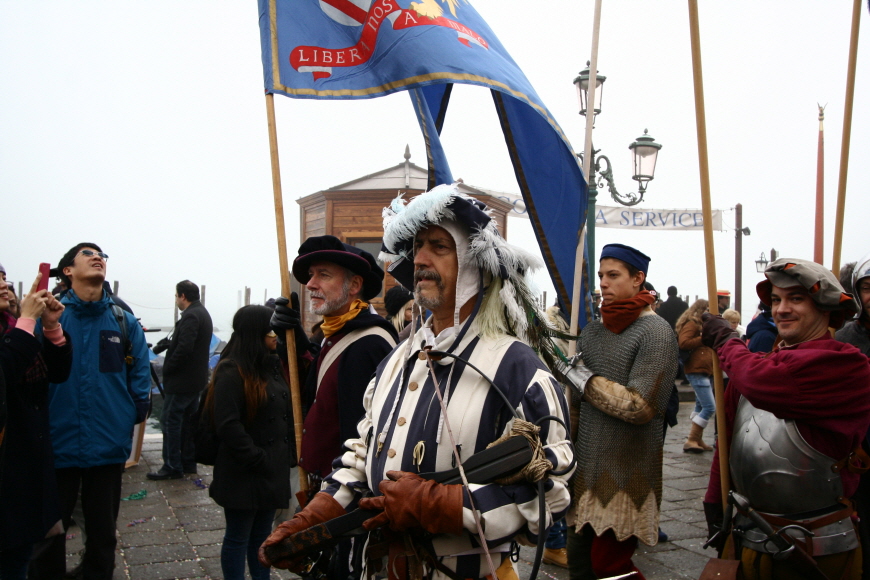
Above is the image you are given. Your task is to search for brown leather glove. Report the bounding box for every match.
[258,492,346,570]
[701,313,740,350]
[358,471,464,535]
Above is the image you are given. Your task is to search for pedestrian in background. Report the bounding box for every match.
[207,305,292,580]
[676,299,715,453]
[657,286,688,329]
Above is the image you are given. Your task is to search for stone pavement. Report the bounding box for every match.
[72,397,716,579]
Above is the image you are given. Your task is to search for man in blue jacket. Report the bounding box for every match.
[30,243,151,580]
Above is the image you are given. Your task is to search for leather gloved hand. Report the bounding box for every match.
[554,355,595,398]
[701,313,740,350]
[703,501,726,556]
[135,400,150,424]
[258,492,346,570]
[270,293,311,356]
[358,471,464,535]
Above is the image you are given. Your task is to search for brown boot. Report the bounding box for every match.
[683,422,706,454]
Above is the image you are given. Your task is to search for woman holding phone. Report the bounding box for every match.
[205,305,292,580]
[0,267,71,579]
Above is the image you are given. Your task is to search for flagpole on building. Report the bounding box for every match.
[568,0,602,356]
[832,0,862,277]
[265,93,308,492]
[687,0,730,507]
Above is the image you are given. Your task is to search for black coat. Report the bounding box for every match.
[657,296,688,330]
[208,357,292,510]
[162,300,213,395]
[0,327,72,548]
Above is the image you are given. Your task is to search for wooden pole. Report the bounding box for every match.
[815,106,825,265]
[688,0,730,508]
[735,203,743,315]
[265,92,308,492]
[568,0,602,357]
[832,0,862,278]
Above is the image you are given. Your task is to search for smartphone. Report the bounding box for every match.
[37,263,51,292]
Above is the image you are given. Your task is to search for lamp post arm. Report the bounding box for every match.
[596,154,644,207]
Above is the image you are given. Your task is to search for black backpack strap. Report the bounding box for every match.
[110,303,133,366]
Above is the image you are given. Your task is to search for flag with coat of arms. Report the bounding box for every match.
[257,0,589,321]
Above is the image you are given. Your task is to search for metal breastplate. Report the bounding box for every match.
[730,397,858,556]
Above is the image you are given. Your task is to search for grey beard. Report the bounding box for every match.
[414,269,445,311]
[309,287,351,317]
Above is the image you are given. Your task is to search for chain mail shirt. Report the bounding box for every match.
[574,309,678,545]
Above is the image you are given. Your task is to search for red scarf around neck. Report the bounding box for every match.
[599,290,656,334]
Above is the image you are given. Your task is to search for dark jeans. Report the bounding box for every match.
[29,463,124,580]
[0,543,33,580]
[221,507,275,580]
[546,518,567,549]
[161,391,199,473]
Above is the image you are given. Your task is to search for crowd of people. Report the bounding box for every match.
[1,188,870,580]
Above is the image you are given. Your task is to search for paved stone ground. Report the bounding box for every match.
[69,391,716,579]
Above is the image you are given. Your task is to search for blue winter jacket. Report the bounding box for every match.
[45,289,151,468]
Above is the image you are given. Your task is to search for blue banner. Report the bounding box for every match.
[258,0,589,322]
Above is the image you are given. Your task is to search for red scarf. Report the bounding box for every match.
[599,290,656,334]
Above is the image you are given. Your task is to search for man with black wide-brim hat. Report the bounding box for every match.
[274,235,398,482]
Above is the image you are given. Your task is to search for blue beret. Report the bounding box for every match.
[600,243,650,275]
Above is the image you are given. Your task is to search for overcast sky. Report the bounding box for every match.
[2,1,868,338]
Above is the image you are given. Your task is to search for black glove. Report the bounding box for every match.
[151,336,170,355]
[703,501,726,556]
[701,313,740,350]
[270,293,311,356]
[135,400,150,424]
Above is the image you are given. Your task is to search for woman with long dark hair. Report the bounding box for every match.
[206,305,292,580]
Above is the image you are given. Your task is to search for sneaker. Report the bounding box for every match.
[542,547,568,568]
[146,468,183,480]
[658,528,669,543]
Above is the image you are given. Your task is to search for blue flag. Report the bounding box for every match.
[258,0,589,322]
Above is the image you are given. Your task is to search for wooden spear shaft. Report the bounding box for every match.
[265,93,308,492]
[568,0,602,357]
[832,0,862,278]
[687,0,730,507]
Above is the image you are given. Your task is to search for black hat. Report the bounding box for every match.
[384,286,413,318]
[292,235,384,301]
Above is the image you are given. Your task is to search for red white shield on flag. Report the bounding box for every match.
[320,0,372,26]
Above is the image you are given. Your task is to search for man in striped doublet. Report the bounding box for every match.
[260,183,574,580]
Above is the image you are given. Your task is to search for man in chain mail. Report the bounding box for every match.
[258,184,574,580]
[561,243,678,580]
[701,258,870,579]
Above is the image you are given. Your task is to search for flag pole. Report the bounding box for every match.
[687,0,730,508]
[832,0,862,277]
[568,0,602,356]
[265,92,308,493]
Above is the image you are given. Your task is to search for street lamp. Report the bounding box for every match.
[574,61,606,119]
[574,63,662,284]
[755,252,769,273]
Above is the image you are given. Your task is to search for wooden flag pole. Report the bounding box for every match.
[687,0,730,508]
[832,0,862,278]
[568,0,602,356]
[265,92,308,492]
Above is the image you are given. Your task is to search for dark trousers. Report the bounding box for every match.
[567,524,643,580]
[28,463,124,580]
[221,508,275,580]
[0,543,33,580]
[161,391,199,473]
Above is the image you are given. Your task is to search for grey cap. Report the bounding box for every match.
[756,258,859,329]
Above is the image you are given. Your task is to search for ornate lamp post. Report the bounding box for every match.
[574,63,662,281]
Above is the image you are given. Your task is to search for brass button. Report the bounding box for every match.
[418,352,427,360]
[397,417,406,426]
[387,449,396,458]
[409,382,418,391]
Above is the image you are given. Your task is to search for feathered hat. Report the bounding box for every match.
[379,183,571,357]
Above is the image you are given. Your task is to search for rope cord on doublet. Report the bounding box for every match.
[489,419,553,485]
